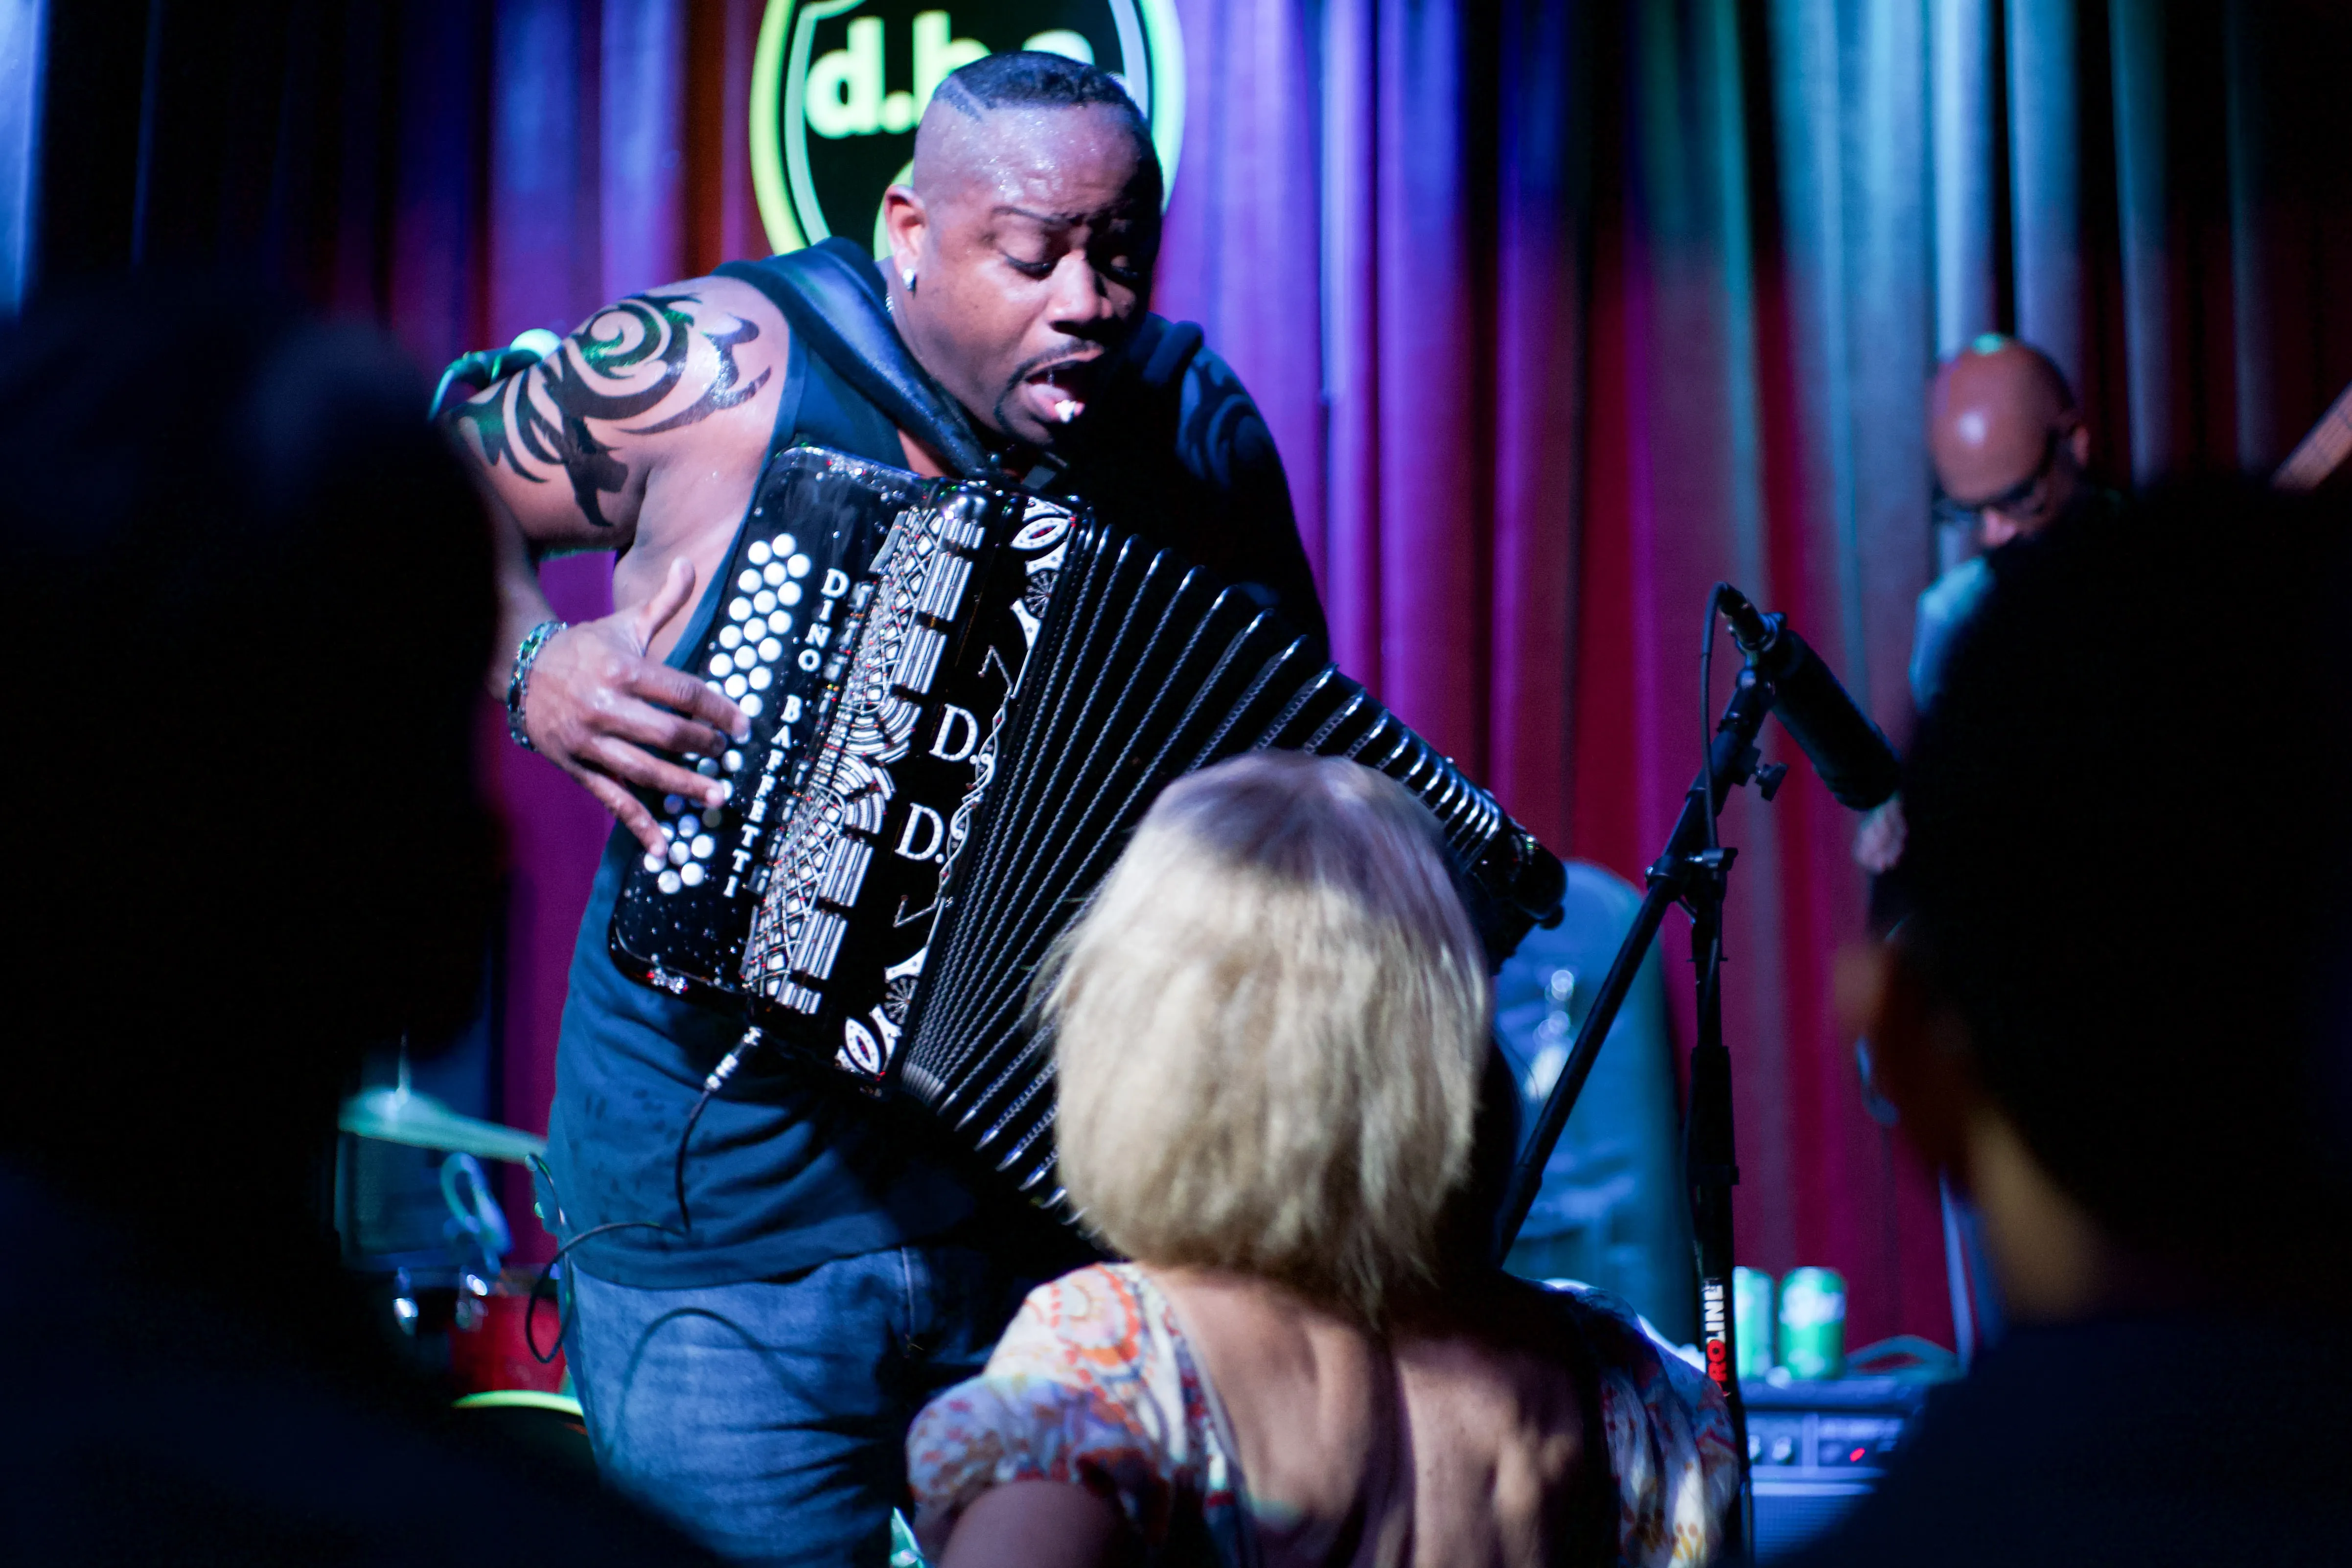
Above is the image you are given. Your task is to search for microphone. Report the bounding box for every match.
[1716,586,1900,810]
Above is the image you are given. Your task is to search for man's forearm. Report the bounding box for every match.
[485,484,562,699]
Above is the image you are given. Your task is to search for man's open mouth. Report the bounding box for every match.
[1017,358,1103,428]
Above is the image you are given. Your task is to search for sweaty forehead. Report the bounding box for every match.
[911,102,1152,221]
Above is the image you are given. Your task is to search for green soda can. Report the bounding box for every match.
[1777,1267,1847,1380]
[1732,1267,1775,1379]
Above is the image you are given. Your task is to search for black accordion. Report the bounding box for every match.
[612,445,1565,1201]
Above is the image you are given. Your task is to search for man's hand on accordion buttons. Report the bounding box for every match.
[522,556,752,857]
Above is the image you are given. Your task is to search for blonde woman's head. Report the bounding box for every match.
[1047,752,1492,1324]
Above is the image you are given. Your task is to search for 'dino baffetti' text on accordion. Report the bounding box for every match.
[610,444,1566,1201]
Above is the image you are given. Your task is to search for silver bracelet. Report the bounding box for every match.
[506,619,569,752]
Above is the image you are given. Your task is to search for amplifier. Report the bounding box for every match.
[1743,1376,1931,1559]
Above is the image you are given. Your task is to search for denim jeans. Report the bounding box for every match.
[562,1242,1034,1567]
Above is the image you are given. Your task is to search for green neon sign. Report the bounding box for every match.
[750,0,1185,258]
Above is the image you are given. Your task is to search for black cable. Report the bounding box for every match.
[674,1027,763,1234]
[1702,583,1730,857]
[1699,585,1732,997]
[519,1025,766,1365]
[522,1220,678,1364]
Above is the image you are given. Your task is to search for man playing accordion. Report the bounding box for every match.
[447,51,1323,1568]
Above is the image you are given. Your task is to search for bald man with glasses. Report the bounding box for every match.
[1855,336,2116,875]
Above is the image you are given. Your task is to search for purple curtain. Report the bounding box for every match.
[37,0,2352,1326]
[1154,0,2352,1348]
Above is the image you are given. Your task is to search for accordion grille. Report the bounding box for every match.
[898,521,1534,1202]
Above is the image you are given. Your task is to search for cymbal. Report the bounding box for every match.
[339,1084,546,1166]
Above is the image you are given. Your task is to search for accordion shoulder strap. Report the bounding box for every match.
[718,240,994,480]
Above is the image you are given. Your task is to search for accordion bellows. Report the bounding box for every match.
[612,446,1564,1202]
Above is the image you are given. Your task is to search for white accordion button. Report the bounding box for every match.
[748,666,773,691]
[781,582,803,606]
[747,539,772,565]
[663,793,684,814]
[786,553,812,579]
[709,653,734,677]
[658,869,682,895]
[737,569,760,592]
[766,612,792,637]
[696,757,719,776]
[773,533,795,556]
[762,560,787,586]
[753,589,777,614]
[724,674,748,699]
[680,862,706,887]
[718,625,742,649]
[758,637,783,662]
[701,807,725,827]
[690,834,715,859]
[741,693,764,716]
[728,597,752,621]
[722,749,742,772]
[643,852,665,874]
[668,841,690,866]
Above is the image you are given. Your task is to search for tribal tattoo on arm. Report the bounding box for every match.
[452,292,771,530]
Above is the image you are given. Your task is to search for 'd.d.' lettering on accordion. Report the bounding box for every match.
[611,444,1567,1203]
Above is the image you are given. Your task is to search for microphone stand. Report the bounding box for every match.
[1499,652,1791,1549]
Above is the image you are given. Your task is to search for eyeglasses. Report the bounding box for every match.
[1931,429,2061,530]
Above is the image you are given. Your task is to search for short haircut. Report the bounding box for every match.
[1896,476,2352,1265]
[1048,753,1492,1324]
[939,48,1142,117]
[930,51,1159,202]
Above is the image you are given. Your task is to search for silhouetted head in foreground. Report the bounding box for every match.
[0,277,498,1240]
[1848,476,2352,1317]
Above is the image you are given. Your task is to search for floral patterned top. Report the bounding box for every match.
[906,1263,1739,1567]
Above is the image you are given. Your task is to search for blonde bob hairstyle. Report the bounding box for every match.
[1046,751,1492,1325]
